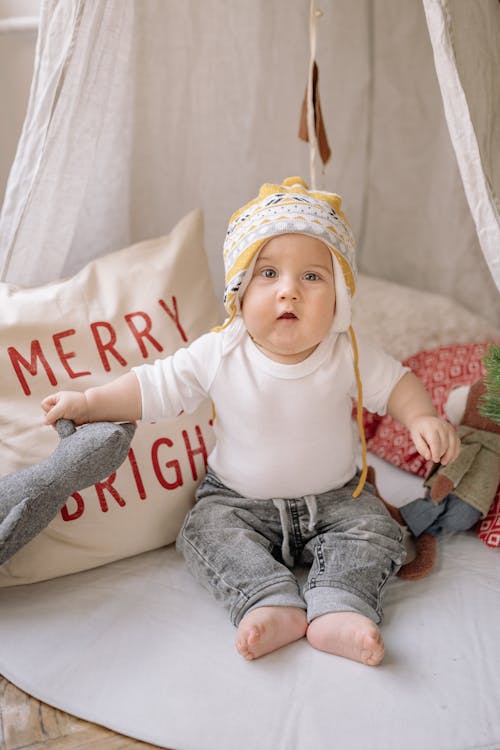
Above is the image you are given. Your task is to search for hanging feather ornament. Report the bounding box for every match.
[298,3,331,188]
[298,60,331,166]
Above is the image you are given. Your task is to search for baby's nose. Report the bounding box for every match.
[278,277,299,299]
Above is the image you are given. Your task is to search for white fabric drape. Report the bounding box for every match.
[351,0,499,325]
[0,0,316,292]
[0,0,498,324]
[0,0,149,284]
[423,0,500,294]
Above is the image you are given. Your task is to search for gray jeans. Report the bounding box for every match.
[177,469,406,627]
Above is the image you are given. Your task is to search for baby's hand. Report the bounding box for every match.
[409,415,460,465]
[42,391,89,426]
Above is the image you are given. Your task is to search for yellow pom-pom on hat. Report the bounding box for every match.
[281,176,308,187]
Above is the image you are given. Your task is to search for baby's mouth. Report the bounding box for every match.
[278,312,298,320]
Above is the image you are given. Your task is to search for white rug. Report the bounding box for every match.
[0,458,499,750]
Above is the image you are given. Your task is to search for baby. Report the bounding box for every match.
[43,177,460,666]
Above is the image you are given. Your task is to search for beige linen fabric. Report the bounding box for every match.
[0,1,498,325]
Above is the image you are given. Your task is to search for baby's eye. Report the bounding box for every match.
[304,272,320,281]
[260,268,277,278]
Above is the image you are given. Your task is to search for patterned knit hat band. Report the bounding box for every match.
[222,177,356,321]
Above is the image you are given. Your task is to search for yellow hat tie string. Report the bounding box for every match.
[349,325,368,498]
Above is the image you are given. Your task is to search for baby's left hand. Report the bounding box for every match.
[409,415,461,465]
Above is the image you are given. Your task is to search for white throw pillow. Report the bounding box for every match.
[0,209,221,586]
[353,275,500,361]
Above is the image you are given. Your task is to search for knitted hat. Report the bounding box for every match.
[219,177,368,498]
[222,176,356,333]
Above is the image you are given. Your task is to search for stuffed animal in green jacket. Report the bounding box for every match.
[399,378,500,539]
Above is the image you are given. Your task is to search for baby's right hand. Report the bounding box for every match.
[42,391,90,426]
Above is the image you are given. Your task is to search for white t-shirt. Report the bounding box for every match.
[133,319,407,499]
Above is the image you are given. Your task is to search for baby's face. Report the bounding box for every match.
[241,234,335,364]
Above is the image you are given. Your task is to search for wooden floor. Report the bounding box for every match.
[0,675,168,750]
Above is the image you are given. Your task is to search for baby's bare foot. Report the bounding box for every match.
[307,611,384,666]
[236,606,307,660]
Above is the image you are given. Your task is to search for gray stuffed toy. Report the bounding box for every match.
[0,419,135,565]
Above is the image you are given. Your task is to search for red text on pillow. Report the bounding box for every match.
[7,296,188,395]
[61,421,211,521]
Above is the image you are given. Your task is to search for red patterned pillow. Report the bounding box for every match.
[364,342,499,547]
[361,410,383,440]
[477,488,500,548]
[365,342,491,475]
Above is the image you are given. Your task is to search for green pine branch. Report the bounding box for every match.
[480,343,500,424]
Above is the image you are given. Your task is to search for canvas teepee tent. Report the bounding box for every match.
[0,0,498,324]
[0,5,499,750]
